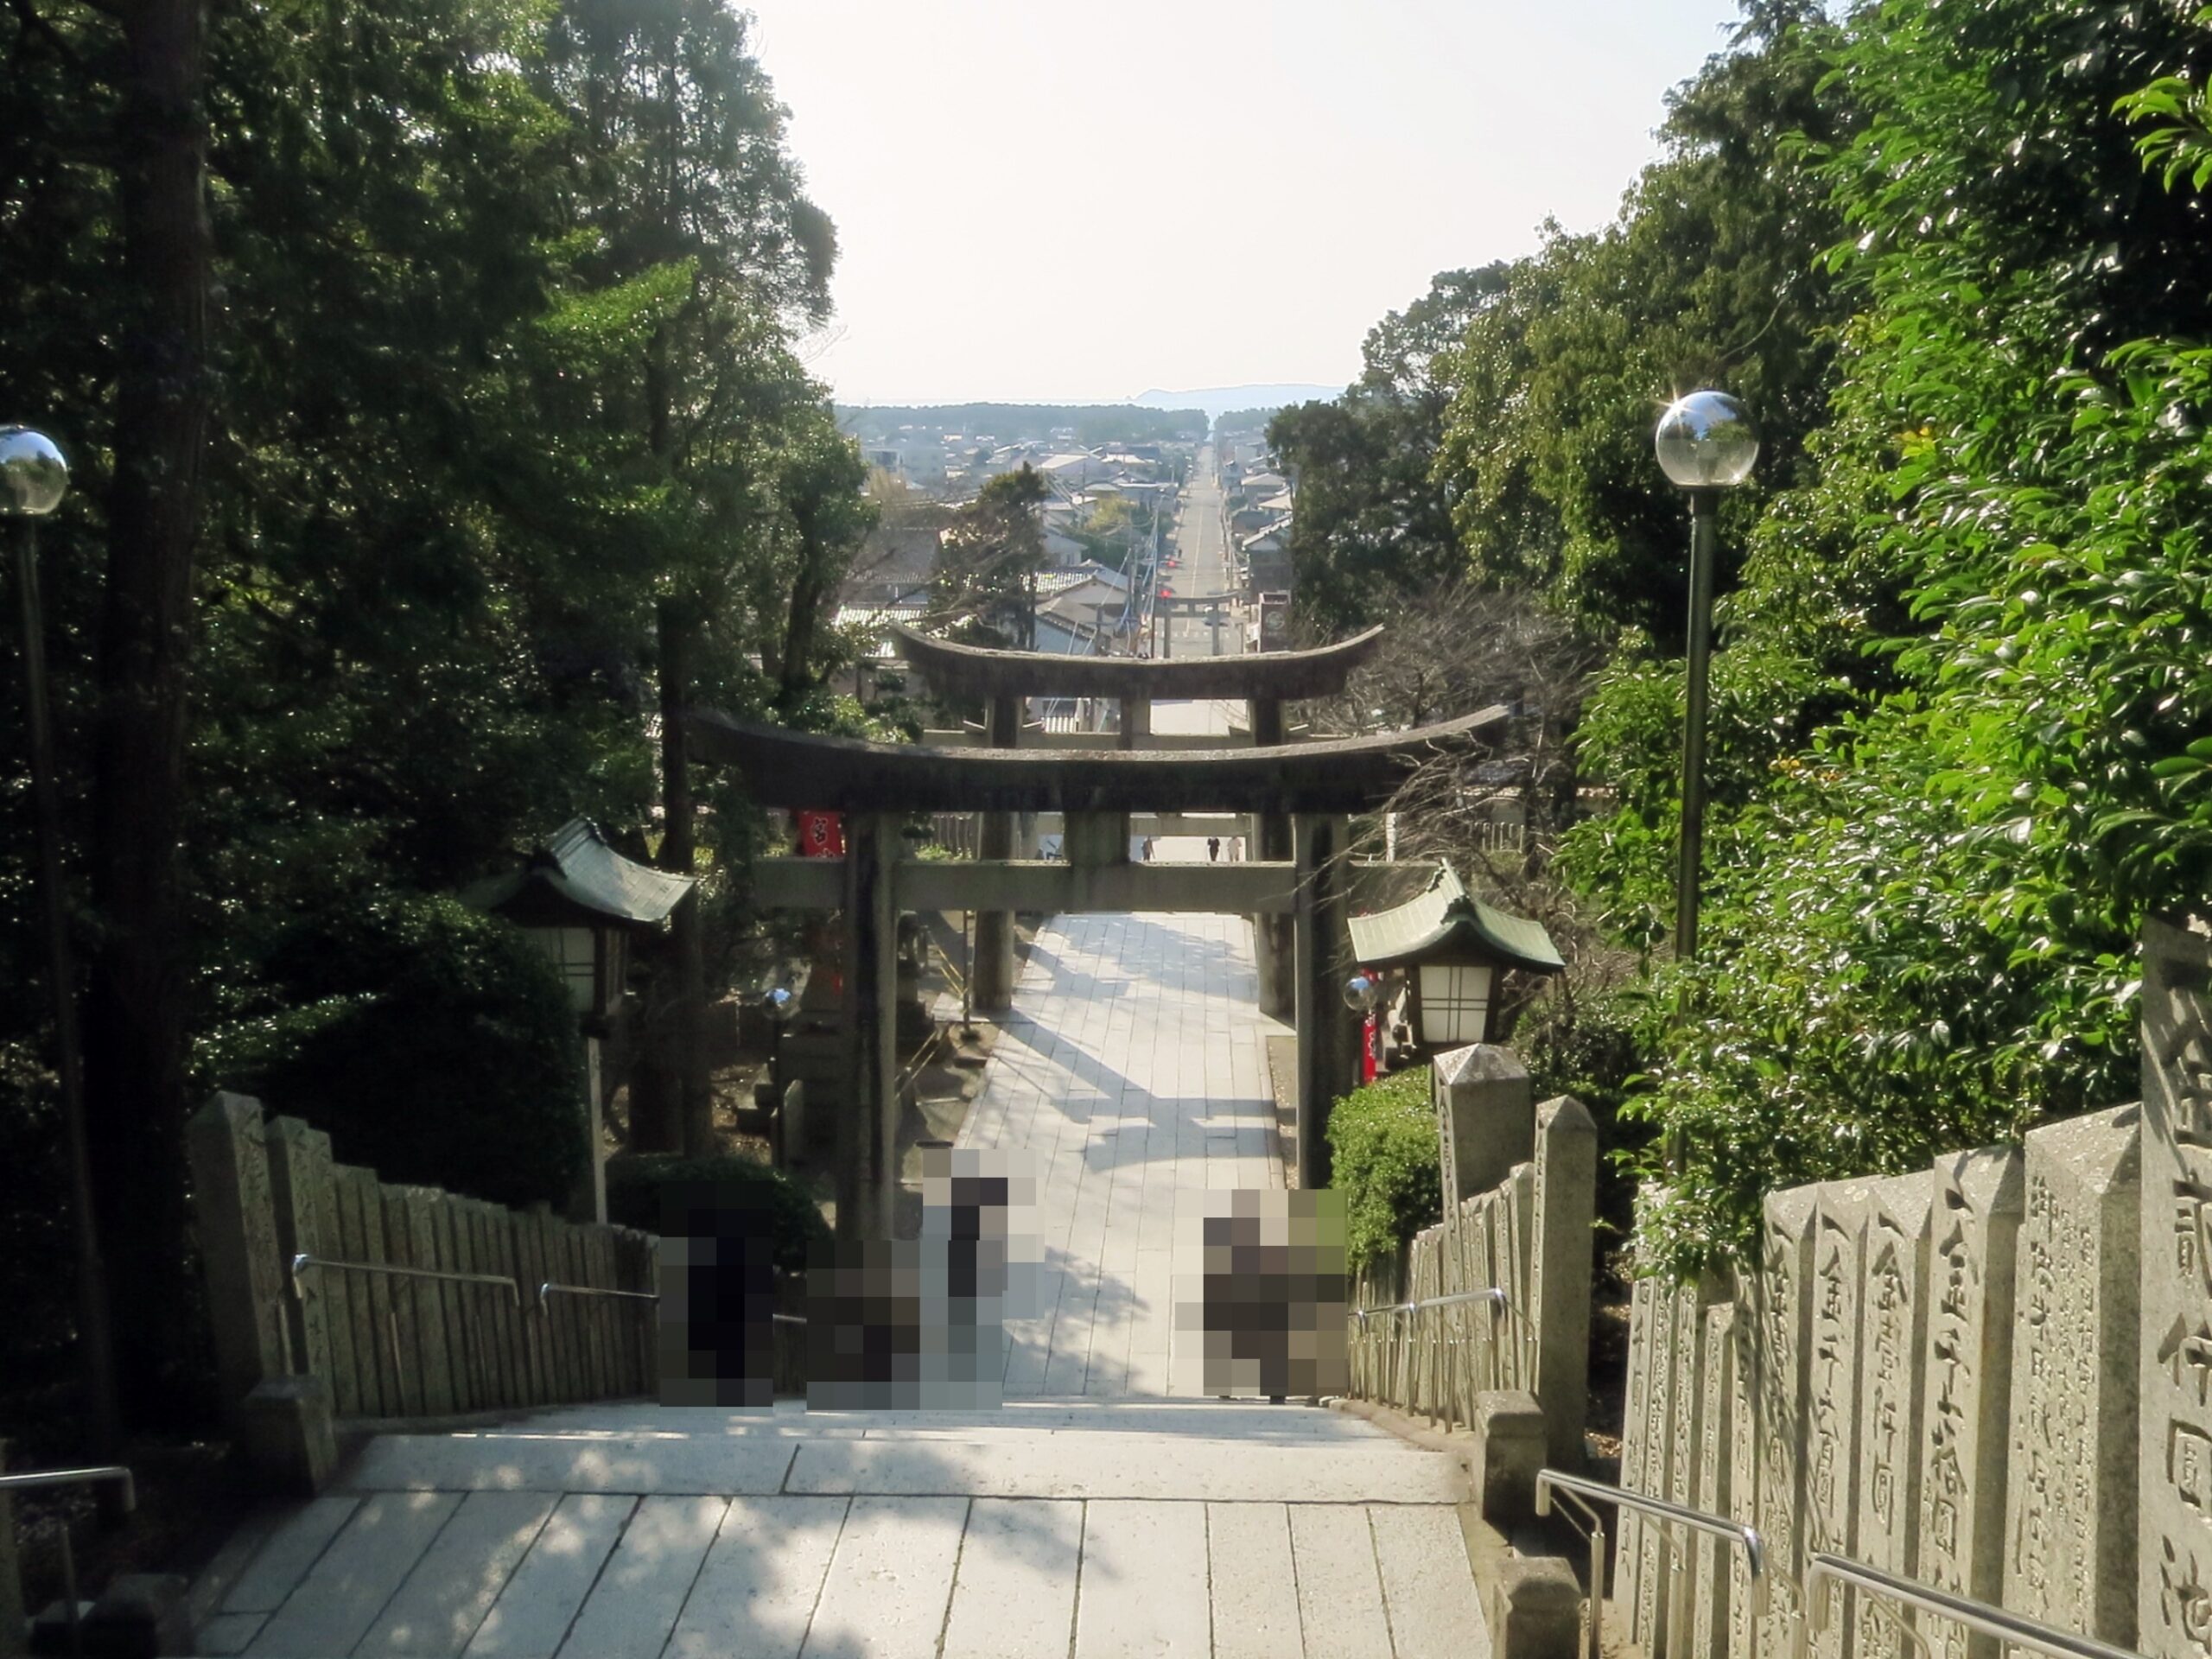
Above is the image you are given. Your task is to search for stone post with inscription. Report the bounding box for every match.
[1530,1093,1596,1469]
[1433,1044,1535,1210]
[1806,1182,1871,1659]
[2002,1102,2140,1646]
[1618,1271,1657,1643]
[1855,1172,1934,1659]
[2140,916,2212,1659]
[187,1092,293,1423]
[1915,1147,2024,1659]
[1753,1186,1817,1659]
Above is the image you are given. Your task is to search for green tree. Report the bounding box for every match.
[1435,0,1849,646]
[1592,0,2212,1275]
[1268,267,1507,631]
[938,465,1050,648]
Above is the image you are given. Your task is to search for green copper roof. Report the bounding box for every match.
[464,818,694,928]
[1345,862,1563,975]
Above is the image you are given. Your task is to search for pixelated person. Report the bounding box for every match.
[1202,1196,1295,1400]
[658,1178,783,1408]
[1194,1192,1346,1401]
[801,1147,1023,1410]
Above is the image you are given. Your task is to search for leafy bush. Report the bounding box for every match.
[1517,986,1651,1247]
[605,1154,830,1275]
[1325,1066,1442,1276]
[201,894,587,1210]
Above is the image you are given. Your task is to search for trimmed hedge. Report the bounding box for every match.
[605,1153,831,1275]
[1325,1065,1443,1276]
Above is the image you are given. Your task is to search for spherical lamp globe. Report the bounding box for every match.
[0,428,68,517]
[1653,391,1758,490]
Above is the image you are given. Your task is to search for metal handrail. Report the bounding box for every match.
[1,1464,135,1659]
[0,1465,135,1508]
[292,1252,519,1306]
[1802,1553,2145,1659]
[537,1281,658,1312]
[1349,1287,1507,1321]
[536,1279,803,1325]
[1536,1468,1769,1618]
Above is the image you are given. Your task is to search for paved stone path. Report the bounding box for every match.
[189,454,1492,1657]
[960,910,1282,1398]
[196,1402,1484,1658]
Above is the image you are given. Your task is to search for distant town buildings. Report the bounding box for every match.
[832,410,1299,664]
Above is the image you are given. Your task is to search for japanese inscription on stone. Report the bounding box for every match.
[1915,1147,2023,1659]
[2143,918,2212,1659]
[1856,1172,1933,1659]
[1806,1182,1869,1659]
[2001,1103,2140,1647]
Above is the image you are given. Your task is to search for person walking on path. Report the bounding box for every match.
[1207,836,1221,862]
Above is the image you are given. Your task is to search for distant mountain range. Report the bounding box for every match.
[1129,384,1339,421]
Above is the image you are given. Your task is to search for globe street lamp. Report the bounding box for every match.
[1343,970,1385,1083]
[1,426,121,1457]
[1653,391,1758,962]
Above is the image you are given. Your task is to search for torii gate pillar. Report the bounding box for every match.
[838,812,900,1241]
[1292,812,1359,1187]
[971,693,1021,1012]
[1251,696,1296,1020]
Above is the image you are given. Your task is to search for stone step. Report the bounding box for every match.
[337,1409,1467,1504]
[200,1491,1489,1659]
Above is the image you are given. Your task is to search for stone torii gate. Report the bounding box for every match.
[684,699,1501,1238]
[889,624,1385,1019]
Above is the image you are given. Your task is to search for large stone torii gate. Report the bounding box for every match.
[890,622,1387,1018]
[685,666,1501,1240]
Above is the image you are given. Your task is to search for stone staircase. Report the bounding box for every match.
[188,1398,1491,1658]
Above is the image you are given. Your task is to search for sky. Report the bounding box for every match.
[749,1,1753,408]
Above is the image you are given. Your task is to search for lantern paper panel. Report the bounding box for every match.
[1418,963,1494,1046]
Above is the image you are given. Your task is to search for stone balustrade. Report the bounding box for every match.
[188,1092,660,1485]
[1345,1046,1598,1479]
[1617,916,2212,1658]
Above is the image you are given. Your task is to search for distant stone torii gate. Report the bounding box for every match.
[890,623,1386,1020]
[684,678,1503,1239]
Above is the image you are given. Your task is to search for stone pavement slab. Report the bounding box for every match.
[358,1491,557,1656]
[1206,1502,1304,1659]
[1071,1499,1211,1658]
[939,1498,1083,1659]
[800,1496,967,1659]
[461,1493,633,1658]
[1287,1503,1396,1659]
[664,1495,846,1659]
[247,1492,460,1657]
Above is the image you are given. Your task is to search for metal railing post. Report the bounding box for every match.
[0,1465,135,1659]
[1535,1467,1769,1659]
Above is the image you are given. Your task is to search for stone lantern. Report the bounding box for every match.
[1344,862,1562,1061]
[467,819,695,1217]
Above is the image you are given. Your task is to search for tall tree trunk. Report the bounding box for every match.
[658,601,710,1154]
[84,0,210,1430]
[778,529,825,709]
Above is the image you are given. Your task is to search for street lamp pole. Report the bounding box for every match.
[1653,391,1758,963]
[1677,489,1719,961]
[1,426,121,1459]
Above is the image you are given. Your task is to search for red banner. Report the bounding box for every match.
[796,810,844,858]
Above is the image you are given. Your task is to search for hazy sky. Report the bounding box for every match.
[751,2,1751,407]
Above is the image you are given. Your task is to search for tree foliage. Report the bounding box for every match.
[1295,0,2212,1280]
[1570,0,2212,1274]
[0,0,870,1429]
[1325,1066,1441,1277]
